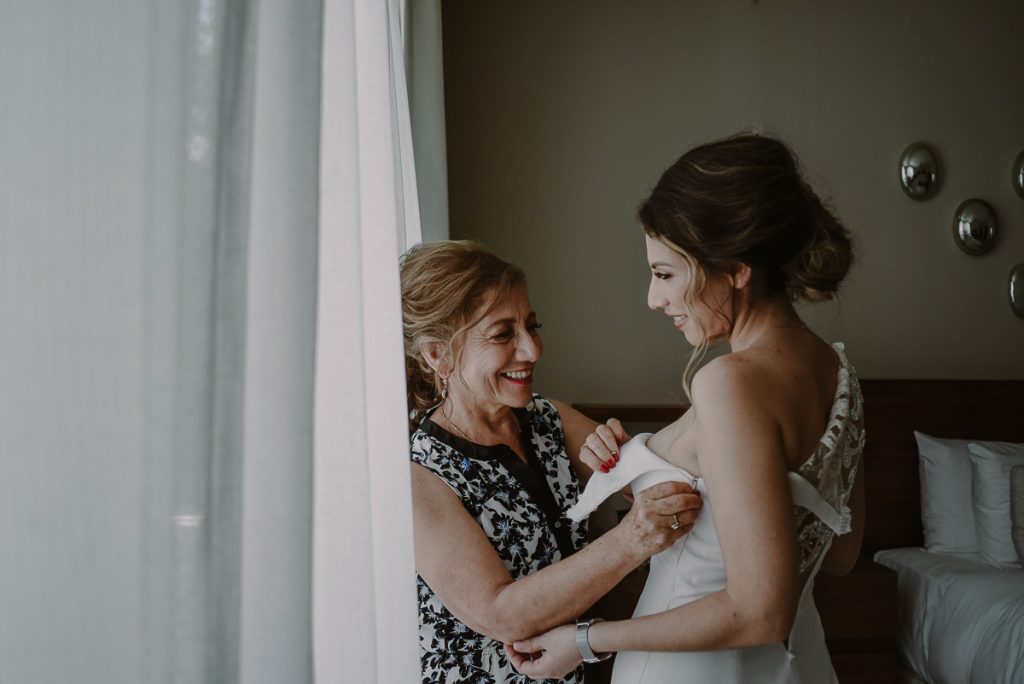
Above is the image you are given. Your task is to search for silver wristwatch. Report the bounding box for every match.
[575,618,612,663]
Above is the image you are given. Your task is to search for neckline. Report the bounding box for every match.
[633,433,703,483]
[419,404,532,461]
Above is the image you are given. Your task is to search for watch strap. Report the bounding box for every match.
[575,618,611,663]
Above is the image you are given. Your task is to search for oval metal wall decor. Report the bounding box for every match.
[899,143,942,200]
[952,199,998,256]
[1010,264,1024,318]
[1013,150,1024,199]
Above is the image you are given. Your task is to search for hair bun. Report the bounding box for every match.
[783,186,853,302]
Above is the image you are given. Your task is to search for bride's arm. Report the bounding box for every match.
[603,358,800,648]
[508,359,800,677]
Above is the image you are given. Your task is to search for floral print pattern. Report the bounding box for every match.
[411,395,587,684]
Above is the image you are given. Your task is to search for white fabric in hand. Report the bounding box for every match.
[566,433,696,522]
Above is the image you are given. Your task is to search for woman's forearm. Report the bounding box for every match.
[475,479,699,643]
[481,525,647,642]
[414,465,697,645]
[586,588,793,654]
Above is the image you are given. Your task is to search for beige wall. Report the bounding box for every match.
[442,0,1024,404]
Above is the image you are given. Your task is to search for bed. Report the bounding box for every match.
[858,380,1024,684]
[576,379,1024,684]
[874,547,1024,683]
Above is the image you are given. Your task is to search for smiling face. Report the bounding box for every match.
[645,234,734,346]
[449,285,543,415]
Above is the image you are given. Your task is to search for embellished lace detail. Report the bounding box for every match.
[793,343,866,578]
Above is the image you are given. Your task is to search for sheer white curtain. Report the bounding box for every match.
[0,0,420,681]
[313,0,419,681]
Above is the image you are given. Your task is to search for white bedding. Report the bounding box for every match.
[874,547,1024,684]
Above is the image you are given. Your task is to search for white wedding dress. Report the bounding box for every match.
[567,344,864,683]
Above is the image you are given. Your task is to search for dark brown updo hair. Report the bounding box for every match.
[400,240,526,424]
[637,133,853,304]
[638,133,853,400]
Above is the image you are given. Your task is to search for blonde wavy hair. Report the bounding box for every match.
[400,240,526,426]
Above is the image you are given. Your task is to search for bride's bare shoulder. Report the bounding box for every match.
[691,351,777,405]
[690,340,834,438]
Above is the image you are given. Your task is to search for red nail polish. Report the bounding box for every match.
[599,464,609,473]
[613,453,620,462]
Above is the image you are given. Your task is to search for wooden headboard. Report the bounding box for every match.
[577,379,1024,555]
[855,380,1024,553]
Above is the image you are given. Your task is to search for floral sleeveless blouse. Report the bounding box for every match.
[410,395,588,684]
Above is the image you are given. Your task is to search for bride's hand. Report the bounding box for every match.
[579,418,629,473]
[504,624,580,680]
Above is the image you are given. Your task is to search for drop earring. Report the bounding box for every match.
[441,375,449,401]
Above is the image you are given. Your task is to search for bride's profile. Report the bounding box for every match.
[506,133,866,684]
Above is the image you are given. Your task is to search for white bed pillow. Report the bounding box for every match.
[1011,466,1024,565]
[967,441,1024,568]
[915,432,977,553]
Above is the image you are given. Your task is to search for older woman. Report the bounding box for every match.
[401,240,702,683]
[507,134,866,683]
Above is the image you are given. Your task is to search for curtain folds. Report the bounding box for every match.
[1,0,421,681]
[151,0,325,681]
[312,0,420,681]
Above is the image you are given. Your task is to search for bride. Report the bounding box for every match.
[506,134,866,683]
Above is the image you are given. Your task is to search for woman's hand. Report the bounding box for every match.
[579,418,629,473]
[618,481,701,559]
[504,623,580,680]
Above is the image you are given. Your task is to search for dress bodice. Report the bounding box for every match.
[567,343,865,683]
[568,343,864,575]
